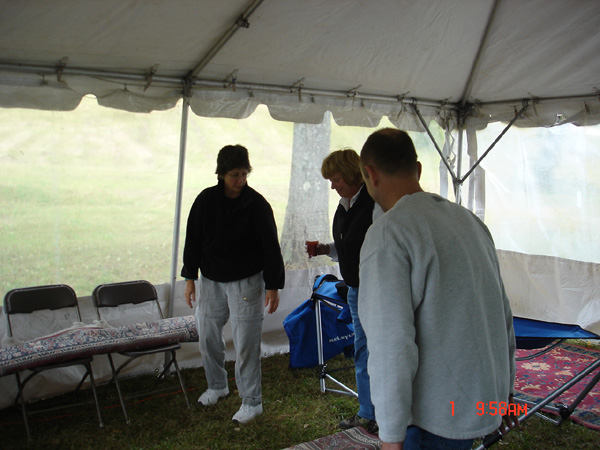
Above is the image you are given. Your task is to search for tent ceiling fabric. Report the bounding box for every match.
[1,0,599,127]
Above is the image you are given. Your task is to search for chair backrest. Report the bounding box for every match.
[3,284,81,338]
[92,280,164,320]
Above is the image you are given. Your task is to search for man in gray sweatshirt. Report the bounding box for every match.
[358,128,517,450]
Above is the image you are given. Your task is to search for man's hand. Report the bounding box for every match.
[184,280,196,308]
[265,289,280,314]
[499,394,520,433]
[382,442,403,450]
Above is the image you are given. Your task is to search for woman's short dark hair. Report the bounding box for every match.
[216,145,253,177]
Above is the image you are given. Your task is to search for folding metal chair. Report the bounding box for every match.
[92,280,191,423]
[3,284,104,439]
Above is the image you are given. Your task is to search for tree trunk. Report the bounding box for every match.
[281,113,332,268]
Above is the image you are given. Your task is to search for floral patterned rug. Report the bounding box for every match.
[282,427,381,450]
[514,343,600,430]
[0,316,198,377]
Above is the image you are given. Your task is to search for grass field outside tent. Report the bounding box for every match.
[0,97,445,301]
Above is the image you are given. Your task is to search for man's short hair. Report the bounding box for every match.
[321,148,363,186]
[361,128,418,175]
[216,145,253,177]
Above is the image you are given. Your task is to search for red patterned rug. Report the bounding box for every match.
[282,345,600,450]
[282,427,381,450]
[514,343,600,430]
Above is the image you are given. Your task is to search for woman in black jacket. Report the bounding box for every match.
[182,145,284,424]
[308,149,381,434]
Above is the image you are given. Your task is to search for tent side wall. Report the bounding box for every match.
[3,251,599,410]
[0,265,341,410]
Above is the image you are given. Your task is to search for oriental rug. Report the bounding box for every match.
[514,343,600,430]
[0,315,198,377]
[282,427,381,450]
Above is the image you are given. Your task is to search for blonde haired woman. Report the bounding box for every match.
[308,148,382,434]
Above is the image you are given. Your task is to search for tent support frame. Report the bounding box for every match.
[459,102,528,184]
[412,101,529,206]
[460,0,503,108]
[1,61,596,119]
[412,103,458,182]
[187,0,264,81]
[167,93,191,319]
[455,116,465,203]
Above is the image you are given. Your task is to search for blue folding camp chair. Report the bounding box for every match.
[283,274,357,397]
[477,317,600,449]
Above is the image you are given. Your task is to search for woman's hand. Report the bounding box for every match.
[184,280,196,308]
[316,243,330,255]
[265,289,280,314]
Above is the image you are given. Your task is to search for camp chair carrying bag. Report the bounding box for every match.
[283,274,354,369]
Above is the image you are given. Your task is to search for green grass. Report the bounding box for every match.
[0,352,598,450]
[2,99,600,303]
[0,97,447,301]
[0,100,356,299]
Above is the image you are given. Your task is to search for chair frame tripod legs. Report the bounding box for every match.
[314,296,358,398]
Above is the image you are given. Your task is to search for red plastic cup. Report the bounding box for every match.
[306,240,319,257]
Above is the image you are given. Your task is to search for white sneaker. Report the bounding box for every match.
[198,387,229,406]
[232,403,263,424]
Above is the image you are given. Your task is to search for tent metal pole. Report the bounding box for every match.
[459,0,503,108]
[0,62,182,85]
[167,95,191,318]
[411,104,458,183]
[188,0,264,80]
[0,61,448,110]
[191,79,447,109]
[1,60,598,114]
[455,117,465,204]
[460,103,527,183]
[3,61,596,115]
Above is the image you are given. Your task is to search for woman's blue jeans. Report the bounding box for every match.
[404,426,474,450]
[347,286,375,421]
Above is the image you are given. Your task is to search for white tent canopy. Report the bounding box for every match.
[1,0,600,408]
[1,0,599,127]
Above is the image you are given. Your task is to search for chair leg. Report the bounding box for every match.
[170,351,191,409]
[107,354,130,424]
[85,362,104,428]
[14,372,32,440]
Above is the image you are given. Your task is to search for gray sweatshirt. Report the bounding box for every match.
[359,192,515,442]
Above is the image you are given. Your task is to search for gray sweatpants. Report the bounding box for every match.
[195,273,264,406]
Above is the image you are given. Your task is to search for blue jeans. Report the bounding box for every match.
[404,426,474,450]
[347,286,375,421]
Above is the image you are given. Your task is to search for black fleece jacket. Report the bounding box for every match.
[181,180,285,290]
[332,185,374,288]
